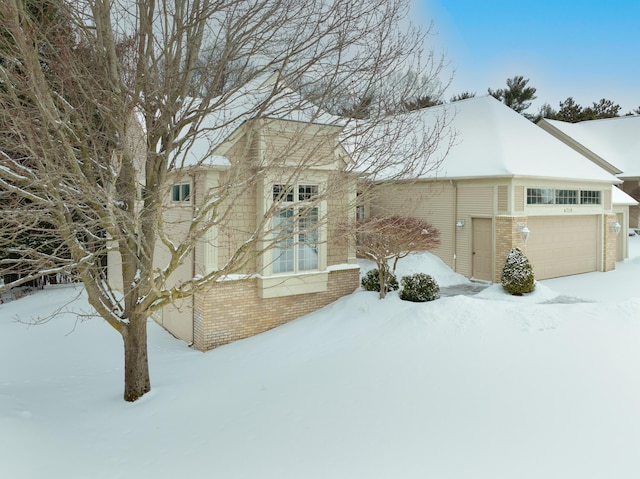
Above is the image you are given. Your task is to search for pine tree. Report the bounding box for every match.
[488,76,537,116]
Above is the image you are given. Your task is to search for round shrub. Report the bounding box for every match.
[501,247,535,295]
[399,273,440,302]
[361,268,399,293]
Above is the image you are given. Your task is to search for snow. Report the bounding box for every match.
[544,115,640,178]
[373,96,622,183]
[2,238,640,478]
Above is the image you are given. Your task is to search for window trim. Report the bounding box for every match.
[269,182,325,276]
[526,187,601,206]
[171,182,191,203]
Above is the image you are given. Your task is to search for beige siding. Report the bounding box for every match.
[604,188,612,210]
[456,186,494,278]
[514,186,525,212]
[262,121,337,168]
[497,186,508,213]
[371,181,456,270]
[622,180,640,229]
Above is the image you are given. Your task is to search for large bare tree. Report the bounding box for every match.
[0,0,450,401]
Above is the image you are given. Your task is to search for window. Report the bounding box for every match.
[555,189,577,205]
[527,188,553,205]
[272,183,320,274]
[580,190,601,205]
[527,188,601,205]
[171,183,191,202]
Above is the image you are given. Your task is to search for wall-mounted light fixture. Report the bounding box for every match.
[456,219,465,229]
[518,223,531,243]
[611,220,622,236]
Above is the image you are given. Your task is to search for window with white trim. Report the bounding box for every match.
[580,190,601,205]
[171,183,191,203]
[527,188,601,205]
[272,184,320,274]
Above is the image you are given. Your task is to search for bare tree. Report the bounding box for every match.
[354,216,440,299]
[0,0,450,401]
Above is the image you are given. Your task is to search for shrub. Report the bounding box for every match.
[501,247,535,295]
[361,268,399,293]
[399,273,440,302]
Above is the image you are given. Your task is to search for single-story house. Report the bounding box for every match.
[537,115,640,232]
[108,73,360,351]
[369,95,635,282]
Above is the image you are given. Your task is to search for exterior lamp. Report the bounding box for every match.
[456,219,465,229]
[518,223,530,243]
[611,221,621,236]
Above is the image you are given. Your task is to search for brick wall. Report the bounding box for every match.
[193,268,360,351]
[494,216,528,282]
[603,212,617,272]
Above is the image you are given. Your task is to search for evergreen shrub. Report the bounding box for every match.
[501,247,535,295]
[399,273,440,302]
[361,268,399,293]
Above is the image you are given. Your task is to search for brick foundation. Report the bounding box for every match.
[193,268,360,351]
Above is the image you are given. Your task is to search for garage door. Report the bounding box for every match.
[525,216,598,280]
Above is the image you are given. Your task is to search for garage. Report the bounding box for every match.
[525,215,598,280]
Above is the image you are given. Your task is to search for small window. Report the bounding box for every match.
[527,188,553,205]
[273,184,294,202]
[171,183,191,202]
[298,185,318,201]
[555,189,577,205]
[580,190,601,205]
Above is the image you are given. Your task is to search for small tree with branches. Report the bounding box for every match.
[354,215,440,298]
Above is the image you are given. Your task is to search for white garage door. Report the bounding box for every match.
[526,216,598,280]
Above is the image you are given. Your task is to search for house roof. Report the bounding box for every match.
[177,72,343,167]
[540,116,640,178]
[415,96,621,183]
[612,185,638,206]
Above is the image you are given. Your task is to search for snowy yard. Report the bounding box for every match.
[2,238,640,479]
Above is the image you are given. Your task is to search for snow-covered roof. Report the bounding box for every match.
[542,116,640,178]
[416,96,621,183]
[612,185,638,206]
[175,72,343,167]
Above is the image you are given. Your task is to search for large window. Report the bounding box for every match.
[527,188,601,205]
[272,184,320,274]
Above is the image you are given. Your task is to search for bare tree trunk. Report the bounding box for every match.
[122,315,151,402]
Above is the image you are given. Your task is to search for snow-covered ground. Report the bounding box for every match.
[2,238,640,479]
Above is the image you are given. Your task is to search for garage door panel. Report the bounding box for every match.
[526,216,598,280]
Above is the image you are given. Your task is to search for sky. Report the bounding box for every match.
[412,0,640,114]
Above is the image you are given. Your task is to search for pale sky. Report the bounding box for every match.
[412,0,640,114]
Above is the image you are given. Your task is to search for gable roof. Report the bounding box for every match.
[176,72,343,167]
[418,96,620,183]
[538,115,640,178]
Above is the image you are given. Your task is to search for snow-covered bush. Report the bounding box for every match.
[501,247,535,295]
[399,273,440,302]
[361,268,399,293]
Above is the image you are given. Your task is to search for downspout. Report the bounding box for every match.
[190,171,197,347]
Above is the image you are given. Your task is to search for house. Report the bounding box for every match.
[108,73,360,351]
[369,95,635,282]
[537,115,640,234]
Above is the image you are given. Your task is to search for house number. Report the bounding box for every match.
[564,208,573,213]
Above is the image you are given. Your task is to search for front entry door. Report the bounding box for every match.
[472,218,493,281]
